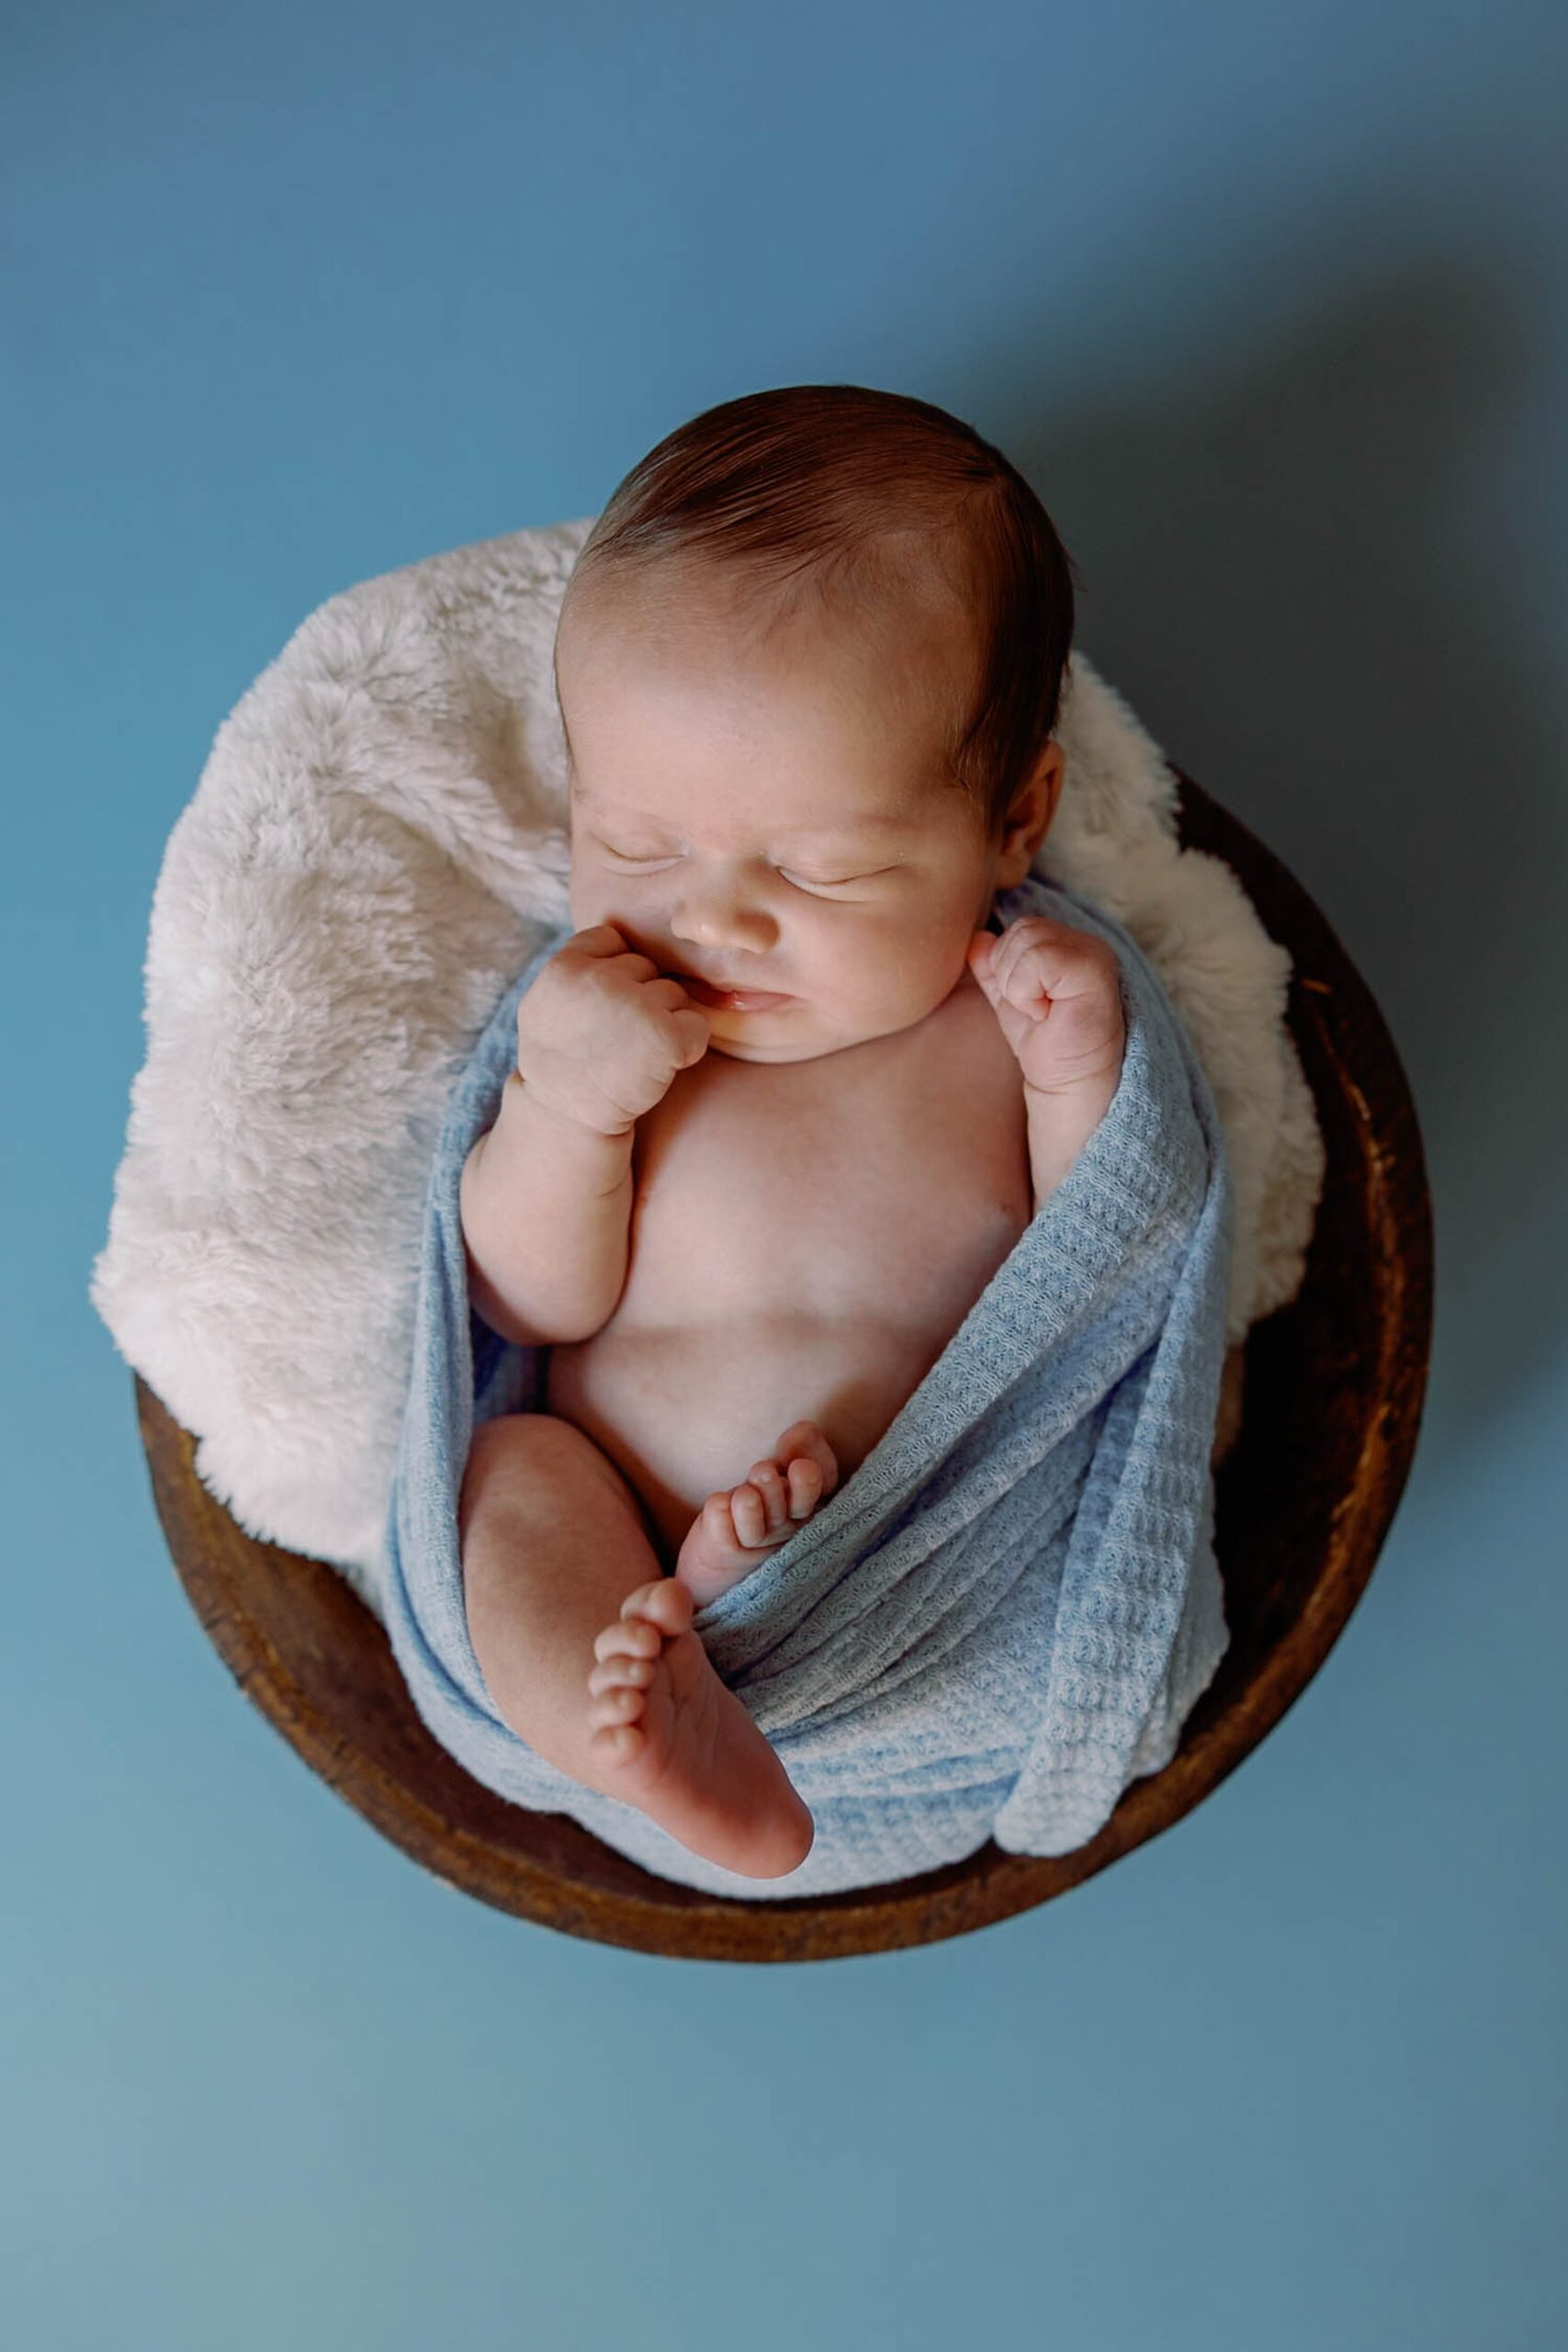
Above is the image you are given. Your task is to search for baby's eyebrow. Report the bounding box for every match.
[570,780,918,840]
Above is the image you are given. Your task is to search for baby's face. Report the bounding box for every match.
[557,573,1037,1067]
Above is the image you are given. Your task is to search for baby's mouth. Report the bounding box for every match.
[683,977,795,1010]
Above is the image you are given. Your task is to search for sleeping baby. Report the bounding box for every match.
[455,385,1232,1882]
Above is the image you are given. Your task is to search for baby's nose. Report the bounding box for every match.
[671,895,776,949]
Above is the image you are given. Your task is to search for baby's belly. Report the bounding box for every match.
[545,1306,964,1573]
[545,972,1032,1571]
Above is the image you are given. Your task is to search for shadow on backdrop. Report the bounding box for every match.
[995,244,1565,1443]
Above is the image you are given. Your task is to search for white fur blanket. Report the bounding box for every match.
[89,520,1325,1616]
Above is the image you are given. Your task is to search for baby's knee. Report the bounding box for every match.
[457,1410,618,1542]
[460,1409,562,1521]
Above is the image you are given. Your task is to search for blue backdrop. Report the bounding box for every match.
[5,4,1565,2346]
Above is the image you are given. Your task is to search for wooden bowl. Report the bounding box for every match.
[133,769,1433,1962]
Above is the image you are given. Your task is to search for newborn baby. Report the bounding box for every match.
[456,390,1144,1882]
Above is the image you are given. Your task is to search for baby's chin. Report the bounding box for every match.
[704,1029,830,1065]
[701,1006,852,1065]
[704,996,952,1065]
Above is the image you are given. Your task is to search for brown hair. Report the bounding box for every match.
[555,383,1078,841]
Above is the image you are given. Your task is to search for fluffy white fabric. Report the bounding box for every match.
[90,520,1325,1619]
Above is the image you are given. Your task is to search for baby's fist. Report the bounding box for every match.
[966,918,1126,1102]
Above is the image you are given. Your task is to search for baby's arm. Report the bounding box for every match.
[967,918,1126,1215]
[459,1072,635,1346]
[1023,1080,1122,1216]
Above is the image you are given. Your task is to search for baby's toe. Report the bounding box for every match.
[621,1575,694,1637]
[694,1488,747,1552]
[729,1477,775,1546]
[588,1683,646,1732]
[592,1615,661,1665]
[785,1457,825,1520]
[590,1719,645,1764]
[773,1420,840,1498]
[743,1460,793,1533]
[588,1654,654,1697]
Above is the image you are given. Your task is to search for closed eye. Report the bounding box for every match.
[595,846,887,891]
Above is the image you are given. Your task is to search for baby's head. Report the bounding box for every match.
[554,384,1077,1066]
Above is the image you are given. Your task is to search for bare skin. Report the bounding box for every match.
[582,1419,838,1873]
[460,566,1243,1884]
[459,1409,832,1878]
[668,1417,840,1606]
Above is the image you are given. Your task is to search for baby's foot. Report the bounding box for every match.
[672,1419,840,1608]
[585,1577,815,1879]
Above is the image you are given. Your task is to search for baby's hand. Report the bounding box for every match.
[965,918,1126,1105]
[514,922,713,1136]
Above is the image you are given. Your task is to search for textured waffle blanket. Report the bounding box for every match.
[381,868,1235,1900]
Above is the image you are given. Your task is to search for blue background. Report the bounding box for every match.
[6,3,1566,2345]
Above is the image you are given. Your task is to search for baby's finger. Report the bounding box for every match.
[642,975,699,1009]
[669,1005,714,1064]
[992,928,1052,1019]
[996,921,1112,1014]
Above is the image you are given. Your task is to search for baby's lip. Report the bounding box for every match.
[679,970,791,994]
[686,978,794,999]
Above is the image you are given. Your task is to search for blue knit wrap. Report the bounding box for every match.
[381,872,1234,1899]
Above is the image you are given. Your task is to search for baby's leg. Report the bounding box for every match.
[458,1413,813,1879]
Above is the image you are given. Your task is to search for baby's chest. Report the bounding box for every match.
[620,989,1033,1336]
